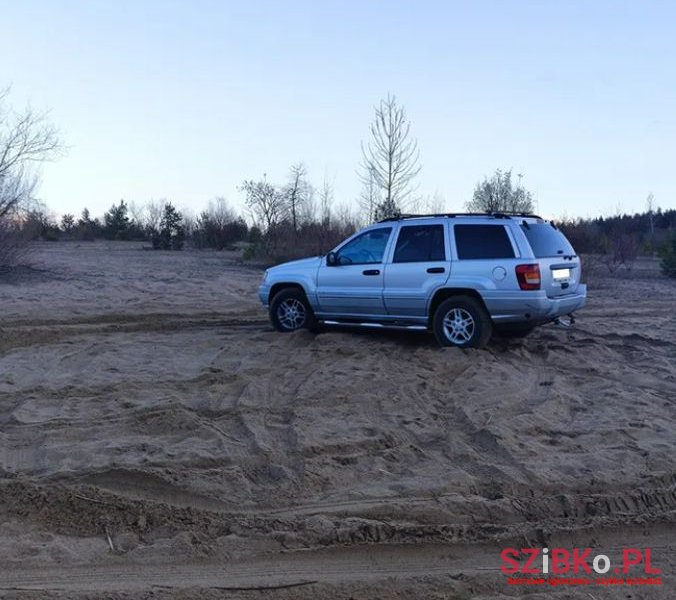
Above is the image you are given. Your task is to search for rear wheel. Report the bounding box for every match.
[433,296,492,348]
[269,288,318,332]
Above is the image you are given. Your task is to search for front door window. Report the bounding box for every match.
[337,228,392,265]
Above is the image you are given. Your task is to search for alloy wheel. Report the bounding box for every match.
[276,298,307,330]
[442,307,475,345]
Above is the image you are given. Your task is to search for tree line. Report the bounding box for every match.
[559,207,676,275]
[1,86,675,276]
[17,175,362,263]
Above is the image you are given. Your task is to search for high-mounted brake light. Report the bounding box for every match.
[515,264,541,290]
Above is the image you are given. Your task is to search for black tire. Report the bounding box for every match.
[432,295,493,348]
[269,287,318,333]
[495,323,536,339]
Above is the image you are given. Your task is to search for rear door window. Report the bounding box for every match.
[454,225,515,259]
[520,223,576,257]
[393,225,446,263]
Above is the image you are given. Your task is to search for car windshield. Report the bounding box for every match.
[521,222,576,257]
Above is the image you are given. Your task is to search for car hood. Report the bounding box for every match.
[268,256,323,273]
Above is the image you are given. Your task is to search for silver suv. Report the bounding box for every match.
[258,213,586,347]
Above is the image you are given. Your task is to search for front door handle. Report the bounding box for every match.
[426,267,445,274]
[362,269,380,276]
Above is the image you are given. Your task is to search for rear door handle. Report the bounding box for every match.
[362,269,380,276]
[426,267,445,274]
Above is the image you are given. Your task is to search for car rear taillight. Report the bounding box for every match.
[515,264,541,290]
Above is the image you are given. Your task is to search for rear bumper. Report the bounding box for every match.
[528,284,587,321]
[483,285,587,323]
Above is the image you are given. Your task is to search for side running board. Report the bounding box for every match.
[322,320,427,331]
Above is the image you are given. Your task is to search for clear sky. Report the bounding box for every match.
[2,0,675,220]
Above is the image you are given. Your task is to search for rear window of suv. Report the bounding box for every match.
[454,225,515,259]
[520,223,575,257]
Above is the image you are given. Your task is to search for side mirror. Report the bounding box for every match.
[326,251,338,266]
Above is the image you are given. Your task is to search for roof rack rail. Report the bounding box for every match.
[377,211,543,223]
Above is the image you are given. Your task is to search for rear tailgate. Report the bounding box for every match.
[520,222,581,298]
[539,256,581,298]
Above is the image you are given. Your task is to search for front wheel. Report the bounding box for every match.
[433,296,492,348]
[269,288,318,332]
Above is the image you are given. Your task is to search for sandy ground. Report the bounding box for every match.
[0,241,674,599]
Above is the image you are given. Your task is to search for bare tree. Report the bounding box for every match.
[145,200,164,232]
[0,89,62,270]
[241,175,286,230]
[193,197,248,250]
[206,196,237,226]
[416,190,446,214]
[283,163,312,233]
[333,202,360,230]
[299,185,317,224]
[646,192,656,251]
[180,205,196,237]
[357,166,380,224]
[360,94,421,219]
[0,88,62,220]
[318,176,334,227]
[466,169,534,214]
[127,200,146,228]
[602,231,639,273]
